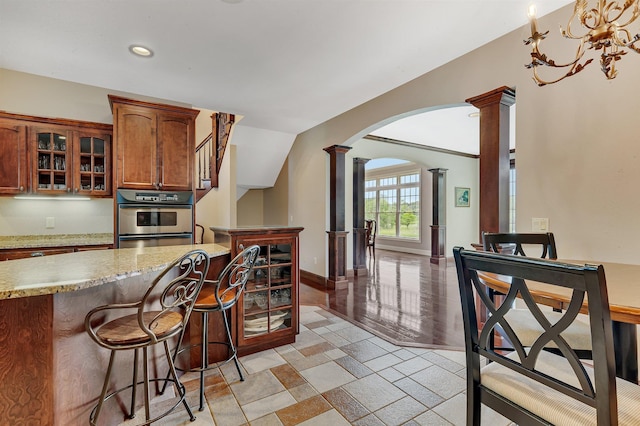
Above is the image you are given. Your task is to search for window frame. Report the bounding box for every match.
[365,163,421,241]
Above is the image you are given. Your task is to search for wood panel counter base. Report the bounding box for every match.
[0,244,229,425]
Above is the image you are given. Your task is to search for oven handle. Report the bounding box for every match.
[118,233,193,240]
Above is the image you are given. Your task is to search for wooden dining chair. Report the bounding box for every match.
[85,249,210,425]
[365,219,376,256]
[453,247,640,425]
[481,231,593,358]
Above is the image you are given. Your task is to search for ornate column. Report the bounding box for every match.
[324,145,351,289]
[352,157,369,276]
[429,168,447,265]
[466,86,515,239]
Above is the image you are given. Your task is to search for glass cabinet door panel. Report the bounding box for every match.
[269,244,292,263]
[36,131,69,192]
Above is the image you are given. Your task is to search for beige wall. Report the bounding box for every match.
[289,4,640,276]
[263,157,289,226]
[237,189,264,226]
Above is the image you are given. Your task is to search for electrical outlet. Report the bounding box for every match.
[45,217,55,229]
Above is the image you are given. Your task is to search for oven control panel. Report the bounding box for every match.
[135,193,180,202]
[116,189,193,205]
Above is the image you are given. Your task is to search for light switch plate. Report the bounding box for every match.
[531,217,549,232]
[46,217,55,229]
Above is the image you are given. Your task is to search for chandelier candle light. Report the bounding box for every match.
[525,0,640,85]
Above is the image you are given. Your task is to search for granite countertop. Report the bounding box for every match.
[0,243,230,300]
[0,233,114,250]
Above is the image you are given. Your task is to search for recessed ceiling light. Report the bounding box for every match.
[129,45,154,58]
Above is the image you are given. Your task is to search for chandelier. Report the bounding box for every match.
[524,1,640,86]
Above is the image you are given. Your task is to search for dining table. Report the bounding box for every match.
[479,259,640,383]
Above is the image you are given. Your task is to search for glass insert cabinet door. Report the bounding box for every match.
[78,136,107,193]
[35,130,71,192]
[242,243,293,338]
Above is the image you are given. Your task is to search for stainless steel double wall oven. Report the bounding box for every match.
[116,189,194,248]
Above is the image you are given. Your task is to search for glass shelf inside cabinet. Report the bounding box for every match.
[79,136,107,192]
[243,309,292,337]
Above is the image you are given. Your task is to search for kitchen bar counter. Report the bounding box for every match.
[0,243,228,299]
[0,243,230,425]
[0,232,114,249]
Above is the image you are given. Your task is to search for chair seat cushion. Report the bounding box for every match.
[96,311,183,346]
[502,309,593,350]
[481,351,640,425]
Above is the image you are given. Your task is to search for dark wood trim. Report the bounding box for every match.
[466,86,515,239]
[352,157,369,275]
[324,145,351,289]
[0,110,112,131]
[364,135,478,159]
[326,231,349,289]
[300,269,327,288]
[107,95,199,118]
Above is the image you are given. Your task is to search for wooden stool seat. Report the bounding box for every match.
[96,311,183,346]
[194,287,236,310]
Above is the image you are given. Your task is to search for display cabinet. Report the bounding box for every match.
[0,112,112,197]
[210,226,303,356]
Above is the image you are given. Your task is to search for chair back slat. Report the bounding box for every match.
[482,232,558,259]
[213,245,260,310]
[139,249,210,344]
[454,247,618,425]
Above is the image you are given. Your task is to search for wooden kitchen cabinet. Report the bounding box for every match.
[0,118,28,195]
[0,112,112,197]
[211,226,304,356]
[0,244,112,261]
[109,95,199,191]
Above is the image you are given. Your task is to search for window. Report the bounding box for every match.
[365,169,420,240]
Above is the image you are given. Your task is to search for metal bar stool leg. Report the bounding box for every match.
[90,350,116,426]
[199,311,209,411]
[222,309,244,380]
[164,340,196,421]
[143,347,151,422]
[130,348,139,419]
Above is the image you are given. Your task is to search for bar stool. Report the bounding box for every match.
[168,244,260,411]
[84,249,210,425]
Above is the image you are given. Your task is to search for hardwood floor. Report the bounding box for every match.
[300,249,465,351]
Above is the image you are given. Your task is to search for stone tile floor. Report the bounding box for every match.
[121,305,513,425]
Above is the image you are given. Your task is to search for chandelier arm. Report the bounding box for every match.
[606,0,639,27]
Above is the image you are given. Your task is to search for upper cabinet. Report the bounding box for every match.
[109,95,199,191]
[0,113,112,197]
[0,119,28,195]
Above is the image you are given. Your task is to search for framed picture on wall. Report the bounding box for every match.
[455,187,470,207]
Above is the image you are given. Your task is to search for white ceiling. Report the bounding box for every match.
[1,0,572,143]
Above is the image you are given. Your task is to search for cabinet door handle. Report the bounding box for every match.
[158,182,163,188]
[74,188,78,193]
[31,252,45,257]
[19,186,24,192]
